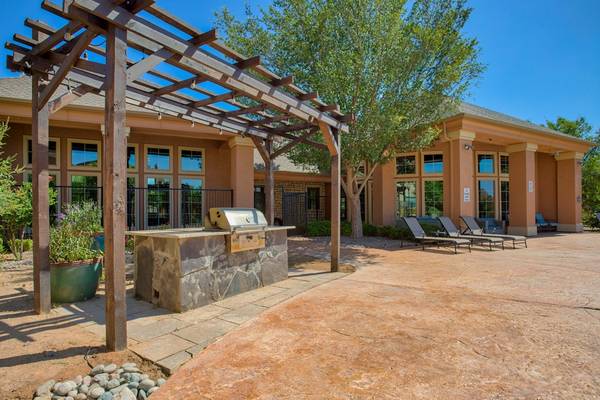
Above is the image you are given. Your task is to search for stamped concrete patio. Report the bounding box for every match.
[152,232,600,399]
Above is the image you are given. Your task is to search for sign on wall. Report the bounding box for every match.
[528,180,534,193]
[463,187,471,202]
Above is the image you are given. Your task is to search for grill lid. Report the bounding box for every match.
[209,208,268,231]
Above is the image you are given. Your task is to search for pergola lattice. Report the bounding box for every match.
[6,0,348,351]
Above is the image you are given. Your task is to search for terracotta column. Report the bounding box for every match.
[555,152,584,232]
[229,136,255,207]
[448,130,475,226]
[372,159,396,226]
[507,143,538,236]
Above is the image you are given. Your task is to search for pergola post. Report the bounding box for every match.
[264,139,275,225]
[330,129,341,272]
[31,73,51,314]
[103,23,128,351]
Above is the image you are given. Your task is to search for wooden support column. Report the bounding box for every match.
[103,23,128,351]
[264,139,275,225]
[32,73,51,314]
[330,129,341,272]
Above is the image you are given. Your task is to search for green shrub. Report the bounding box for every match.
[341,221,352,236]
[125,236,135,252]
[50,203,102,264]
[20,239,33,252]
[0,237,4,254]
[363,223,378,236]
[59,202,103,236]
[306,220,331,237]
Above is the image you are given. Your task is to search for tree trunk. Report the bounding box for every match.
[345,167,363,239]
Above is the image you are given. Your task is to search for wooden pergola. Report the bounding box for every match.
[6,0,348,351]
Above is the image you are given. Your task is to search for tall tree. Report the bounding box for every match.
[545,116,592,139]
[216,0,482,238]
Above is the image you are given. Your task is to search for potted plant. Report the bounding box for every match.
[50,203,103,304]
[60,202,104,251]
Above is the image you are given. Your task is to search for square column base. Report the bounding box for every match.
[558,223,584,233]
[508,225,538,237]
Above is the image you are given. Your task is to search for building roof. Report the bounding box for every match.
[253,149,322,175]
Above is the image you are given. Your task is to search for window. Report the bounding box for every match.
[25,137,59,168]
[500,154,509,175]
[127,146,137,170]
[477,153,495,174]
[70,141,99,168]
[423,180,443,217]
[179,148,204,173]
[254,186,265,213]
[396,181,417,217]
[70,174,100,204]
[127,176,137,230]
[478,179,496,219]
[146,176,171,228]
[146,146,171,172]
[396,155,416,175]
[307,187,320,210]
[24,171,60,220]
[180,178,204,228]
[423,154,443,174]
[500,180,509,222]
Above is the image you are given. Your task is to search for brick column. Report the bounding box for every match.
[555,152,584,232]
[448,130,475,226]
[507,143,538,236]
[228,137,255,207]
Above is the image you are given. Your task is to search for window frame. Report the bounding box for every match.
[178,175,205,228]
[178,146,205,175]
[144,174,173,229]
[476,151,496,176]
[395,153,418,177]
[395,179,419,218]
[67,171,102,204]
[499,152,510,177]
[127,143,139,172]
[127,174,139,230]
[23,135,60,169]
[144,144,173,174]
[421,178,444,217]
[499,178,510,222]
[306,186,321,211]
[476,178,498,219]
[67,138,101,171]
[421,151,444,177]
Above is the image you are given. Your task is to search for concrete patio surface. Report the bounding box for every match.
[155,233,600,399]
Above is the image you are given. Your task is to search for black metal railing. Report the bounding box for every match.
[50,185,233,231]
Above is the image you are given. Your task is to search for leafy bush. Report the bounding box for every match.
[341,221,352,236]
[58,202,103,236]
[362,223,378,236]
[126,236,135,252]
[0,237,4,254]
[306,220,352,237]
[20,239,33,252]
[50,203,102,264]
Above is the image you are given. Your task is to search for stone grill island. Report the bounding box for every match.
[129,209,293,312]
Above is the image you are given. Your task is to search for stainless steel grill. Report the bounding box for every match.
[208,208,268,253]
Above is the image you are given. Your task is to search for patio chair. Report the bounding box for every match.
[535,212,558,232]
[402,217,471,254]
[437,216,504,251]
[460,215,527,249]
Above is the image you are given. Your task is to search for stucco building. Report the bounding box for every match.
[0,76,592,236]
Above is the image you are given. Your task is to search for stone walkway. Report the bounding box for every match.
[56,269,348,374]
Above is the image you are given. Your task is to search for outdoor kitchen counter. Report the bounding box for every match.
[129,226,294,312]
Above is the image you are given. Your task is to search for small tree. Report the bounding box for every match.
[216,0,483,237]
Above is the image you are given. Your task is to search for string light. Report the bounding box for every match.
[191,80,196,89]
[157,111,162,120]
[83,51,88,60]
[191,120,195,127]
[219,128,223,135]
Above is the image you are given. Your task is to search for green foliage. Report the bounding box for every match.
[362,223,378,236]
[50,204,102,264]
[216,0,483,237]
[0,237,4,254]
[0,183,33,261]
[58,202,103,236]
[126,236,135,253]
[305,220,352,236]
[20,239,33,252]
[546,117,592,139]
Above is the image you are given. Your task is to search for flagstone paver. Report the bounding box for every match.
[173,318,239,346]
[157,351,193,374]
[129,334,196,363]
[218,303,267,325]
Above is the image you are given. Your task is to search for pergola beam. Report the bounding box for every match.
[251,136,275,225]
[271,129,319,159]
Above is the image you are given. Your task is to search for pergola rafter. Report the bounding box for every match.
[6,0,347,352]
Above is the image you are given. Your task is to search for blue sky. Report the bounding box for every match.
[0,0,598,131]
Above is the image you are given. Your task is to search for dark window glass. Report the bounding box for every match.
[127,177,136,229]
[307,187,320,210]
[500,155,509,175]
[423,154,443,174]
[396,156,416,175]
[396,181,417,217]
[127,147,136,169]
[254,185,265,213]
[478,154,495,174]
[146,176,171,228]
[71,175,99,204]
[180,178,203,228]
[180,149,203,172]
[478,179,496,218]
[71,142,98,167]
[500,180,509,222]
[146,147,170,171]
[28,139,58,166]
[424,180,443,216]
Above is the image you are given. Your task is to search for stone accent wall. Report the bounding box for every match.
[134,230,289,312]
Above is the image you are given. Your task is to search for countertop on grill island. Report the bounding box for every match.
[126,226,294,239]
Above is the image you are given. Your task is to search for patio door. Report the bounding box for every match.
[145,176,172,229]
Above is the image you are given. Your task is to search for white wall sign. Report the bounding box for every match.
[528,180,534,193]
[463,187,471,202]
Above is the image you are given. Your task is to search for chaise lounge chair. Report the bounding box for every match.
[535,212,558,232]
[402,217,471,254]
[437,216,504,251]
[460,215,527,249]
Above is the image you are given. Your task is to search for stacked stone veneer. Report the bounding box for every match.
[134,230,289,312]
